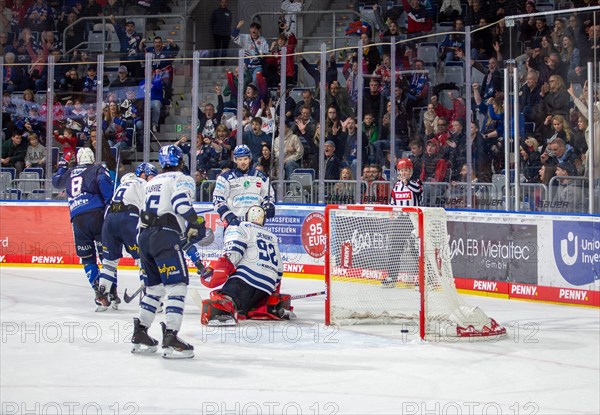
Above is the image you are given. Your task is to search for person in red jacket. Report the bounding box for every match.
[402,0,433,36]
[266,29,297,87]
[421,138,449,183]
[53,127,78,156]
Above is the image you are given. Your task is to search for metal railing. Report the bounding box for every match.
[61,14,187,57]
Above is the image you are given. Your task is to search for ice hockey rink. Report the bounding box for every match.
[1,267,598,415]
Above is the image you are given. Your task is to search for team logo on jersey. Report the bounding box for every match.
[256,182,262,188]
[243,180,250,188]
[158,263,178,277]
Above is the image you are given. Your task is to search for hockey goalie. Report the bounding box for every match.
[200,205,293,326]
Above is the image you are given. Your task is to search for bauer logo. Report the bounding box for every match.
[552,221,600,286]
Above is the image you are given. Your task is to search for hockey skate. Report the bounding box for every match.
[109,286,121,310]
[160,322,194,359]
[94,285,110,312]
[131,318,158,354]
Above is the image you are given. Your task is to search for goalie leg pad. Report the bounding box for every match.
[201,292,238,326]
[220,278,269,317]
[247,293,295,320]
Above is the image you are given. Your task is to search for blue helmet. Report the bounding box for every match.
[135,162,159,177]
[233,144,252,159]
[158,145,183,168]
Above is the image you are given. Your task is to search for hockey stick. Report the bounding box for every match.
[291,291,326,300]
[112,146,122,194]
[124,285,144,303]
[182,208,217,251]
[188,287,204,309]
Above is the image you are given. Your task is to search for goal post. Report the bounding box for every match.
[324,205,506,340]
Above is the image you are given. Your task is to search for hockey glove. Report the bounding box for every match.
[223,211,240,227]
[196,227,215,246]
[197,262,214,279]
[200,256,235,288]
[185,215,206,243]
[263,202,276,219]
[57,151,73,169]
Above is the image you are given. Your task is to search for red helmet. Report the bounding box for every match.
[396,158,413,170]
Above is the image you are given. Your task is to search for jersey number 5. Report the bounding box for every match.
[257,239,278,266]
[146,194,160,213]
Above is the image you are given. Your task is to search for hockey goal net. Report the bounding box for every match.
[325,205,506,340]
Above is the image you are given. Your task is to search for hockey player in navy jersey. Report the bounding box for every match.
[95,162,158,311]
[212,144,276,228]
[200,205,288,326]
[131,145,206,359]
[390,158,423,206]
[52,148,114,305]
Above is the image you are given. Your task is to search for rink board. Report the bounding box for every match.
[0,202,598,306]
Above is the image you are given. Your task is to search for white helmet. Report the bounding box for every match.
[120,172,137,184]
[77,147,95,165]
[246,205,266,226]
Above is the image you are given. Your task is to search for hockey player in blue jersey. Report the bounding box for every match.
[212,144,276,228]
[131,145,207,359]
[52,147,114,306]
[95,162,159,311]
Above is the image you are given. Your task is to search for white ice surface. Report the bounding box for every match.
[0,267,599,415]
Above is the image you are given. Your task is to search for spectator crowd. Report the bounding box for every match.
[1,0,598,212]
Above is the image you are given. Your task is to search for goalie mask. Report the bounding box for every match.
[246,205,266,226]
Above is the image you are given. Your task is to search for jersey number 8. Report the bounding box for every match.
[71,176,83,196]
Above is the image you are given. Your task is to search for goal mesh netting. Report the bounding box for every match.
[325,206,506,339]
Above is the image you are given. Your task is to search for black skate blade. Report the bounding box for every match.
[131,344,157,354]
[162,347,194,359]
